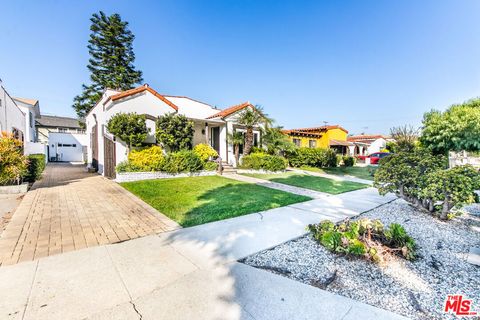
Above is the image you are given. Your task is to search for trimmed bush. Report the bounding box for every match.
[0,132,28,185]
[193,143,218,162]
[286,147,338,168]
[240,152,288,171]
[116,160,142,173]
[342,155,356,167]
[204,161,218,171]
[162,150,204,173]
[128,146,164,171]
[24,154,46,182]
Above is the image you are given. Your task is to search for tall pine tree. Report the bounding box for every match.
[73,11,143,119]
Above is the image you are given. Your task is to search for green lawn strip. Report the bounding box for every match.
[299,165,376,181]
[121,175,311,227]
[242,172,368,194]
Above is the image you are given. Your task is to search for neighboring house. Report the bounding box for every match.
[282,125,353,155]
[36,115,84,143]
[86,84,264,178]
[0,82,26,142]
[347,135,389,156]
[36,115,87,162]
[12,97,41,143]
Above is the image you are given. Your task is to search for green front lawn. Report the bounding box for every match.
[242,172,368,194]
[121,175,311,227]
[300,165,377,181]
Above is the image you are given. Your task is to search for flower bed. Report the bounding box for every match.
[115,170,216,183]
[242,200,480,320]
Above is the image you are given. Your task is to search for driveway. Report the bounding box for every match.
[0,163,179,266]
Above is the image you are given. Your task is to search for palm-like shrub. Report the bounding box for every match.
[227,131,244,165]
[237,106,271,155]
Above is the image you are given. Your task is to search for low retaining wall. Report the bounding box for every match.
[0,183,28,194]
[115,170,217,183]
[236,169,286,175]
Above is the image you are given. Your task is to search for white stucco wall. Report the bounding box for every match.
[367,138,387,154]
[0,85,25,139]
[48,132,88,162]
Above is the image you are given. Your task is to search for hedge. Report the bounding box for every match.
[24,154,46,182]
[240,152,288,171]
[286,148,338,168]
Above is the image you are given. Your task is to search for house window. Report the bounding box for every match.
[77,129,85,134]
[253,133,258,147]
[29,112,33,128]
[58,128,67,133]
[309,140,316,148]
[293,138,301,147]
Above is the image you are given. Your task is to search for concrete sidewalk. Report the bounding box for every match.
[290,167,374,185]
[0,187,400,320]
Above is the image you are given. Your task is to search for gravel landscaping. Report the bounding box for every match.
[242,199,480,320]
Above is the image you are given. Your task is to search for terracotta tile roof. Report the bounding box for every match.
[13,97,38,106]
[347,134,386,142]
[293,125,349,134]
[281,129,324,138]
[329,139,353,147]
[206,102,254,119]
[103,85,178,111]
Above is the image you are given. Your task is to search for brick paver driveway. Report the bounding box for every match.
[0,163,179,265]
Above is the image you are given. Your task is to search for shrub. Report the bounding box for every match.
[24,154,46,182]
[155,113,194,152]
[0,132,28,185]
[286,147,338,168]
[116,160,142,173]
[342,156,355,167]
[204,161,218,171]
[162,150,204,173]
[240,152,288,171]
[374,149,480,220]
[107,112,148,150]
[193,143,218,162]
[308,218,417,263]
[127,146,164,171]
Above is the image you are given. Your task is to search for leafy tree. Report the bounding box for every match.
[420,98,480,154]
[237,106,271,155]
[155,113,194,152]
[227,131,244,165]
[374,149,479,220]
[390,125,418,152]
[73,11,143,119]
[262,127,295,156]
[0,132,28,185]
[422,165,480,219]
[106,113,147,151]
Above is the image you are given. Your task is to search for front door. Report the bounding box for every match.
[211,127,220,153]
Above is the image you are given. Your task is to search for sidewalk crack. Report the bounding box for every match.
[130,301,143,320]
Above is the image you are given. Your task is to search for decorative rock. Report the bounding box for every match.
[467,247,480,266]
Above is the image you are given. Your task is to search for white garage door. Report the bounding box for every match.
[57,143,84,162]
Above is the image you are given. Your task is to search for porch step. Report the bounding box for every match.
[220,162,237,175]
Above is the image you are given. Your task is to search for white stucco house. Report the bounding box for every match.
[347,134,389,155]
[0,82,26,142]
[86,84,263,178]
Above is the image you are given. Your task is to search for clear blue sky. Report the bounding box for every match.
[1,0,479,134]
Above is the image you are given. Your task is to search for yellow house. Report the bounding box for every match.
[282,125,353,154]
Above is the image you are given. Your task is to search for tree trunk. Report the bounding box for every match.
[234,145,240,166]
[243,127,254,155]
[440,200,450,220]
